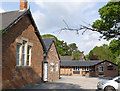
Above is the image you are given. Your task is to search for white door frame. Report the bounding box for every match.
[44,63,48,81]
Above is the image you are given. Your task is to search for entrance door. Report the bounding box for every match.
[44,63,48,81]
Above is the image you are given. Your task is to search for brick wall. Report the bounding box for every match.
[60,62,118,77]
[95,61,118,77]
[44,42,60,81]
[2,15,44,89]
[60,67,89,76]
[60,67,72,75]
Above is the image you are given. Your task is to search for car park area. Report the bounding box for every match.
[22,76,108,90]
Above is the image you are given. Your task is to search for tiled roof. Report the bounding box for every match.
[60,60,102,67]
[0,10,26,30]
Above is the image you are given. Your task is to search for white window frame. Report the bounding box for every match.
[16,43,22,66]
[74,66,80,71]
[50,62,54,72]
[86,67,89,71]
[82,67,89,71]
[56,62,58,71]
[99,66,104,72]
[82,67,86,71]
[22,41,27,66]
[27,45,32,66]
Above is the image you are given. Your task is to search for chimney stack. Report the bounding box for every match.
[20,0,28,11]
[71,51,74,59]
[82,52,86,61]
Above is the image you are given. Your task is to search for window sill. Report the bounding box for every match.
[15,66,32,68]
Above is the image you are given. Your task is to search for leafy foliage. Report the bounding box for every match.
[87,39,120,68]
[92,1,120,40]
[68,43,78,51]
[88,45,114,61]
[109,39,120,57]
[72,50,82,60]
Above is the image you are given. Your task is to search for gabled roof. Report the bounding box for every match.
[42,38,55,51]
[1,9,46,51]
[94,60,118,66]
[60,60,118,67]
[43,37,60,60]
[61,61,102,67]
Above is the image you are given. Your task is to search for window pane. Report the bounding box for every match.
[27,46,31,66]
[107,66,113,70]
[17,44,20,53]
[22,54,25,65]
[16,44,21,66]
[99,66,104,72]
[50,62,53,72]
[56,62,58,71]
[22,41,27,66]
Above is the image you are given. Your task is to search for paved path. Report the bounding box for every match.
[21,76,105,90]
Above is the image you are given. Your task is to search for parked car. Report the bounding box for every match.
[97,76,120,91]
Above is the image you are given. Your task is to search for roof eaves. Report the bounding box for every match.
[94,60,118,66]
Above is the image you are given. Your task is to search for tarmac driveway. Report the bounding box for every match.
[21,76,106,90]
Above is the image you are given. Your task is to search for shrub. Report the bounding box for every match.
[82,74,86,76]
[98,73,104,75]
[70,73,72,76]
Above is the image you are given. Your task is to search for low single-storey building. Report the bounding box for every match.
[60,60,119,77]
[43,38,60,82]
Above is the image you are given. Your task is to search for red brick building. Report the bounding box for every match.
[60,60,119,77]
[42,38,60,82]
[1,0,47,89]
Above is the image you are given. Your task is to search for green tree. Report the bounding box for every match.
[109,39,120,57]
[92,1,120,40]
[88,45,114,61]
[109,39,120,65]
[68,43,78,51]
[68,43,82,60]
[72,50,82,60]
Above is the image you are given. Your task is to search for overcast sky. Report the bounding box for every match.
[0,0,111,55]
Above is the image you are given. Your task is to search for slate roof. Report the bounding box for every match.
[61,60,118,67]
[0,10,26,30]
[1,9,46,51]
[42,38,55,51]
[61,60,102,67]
